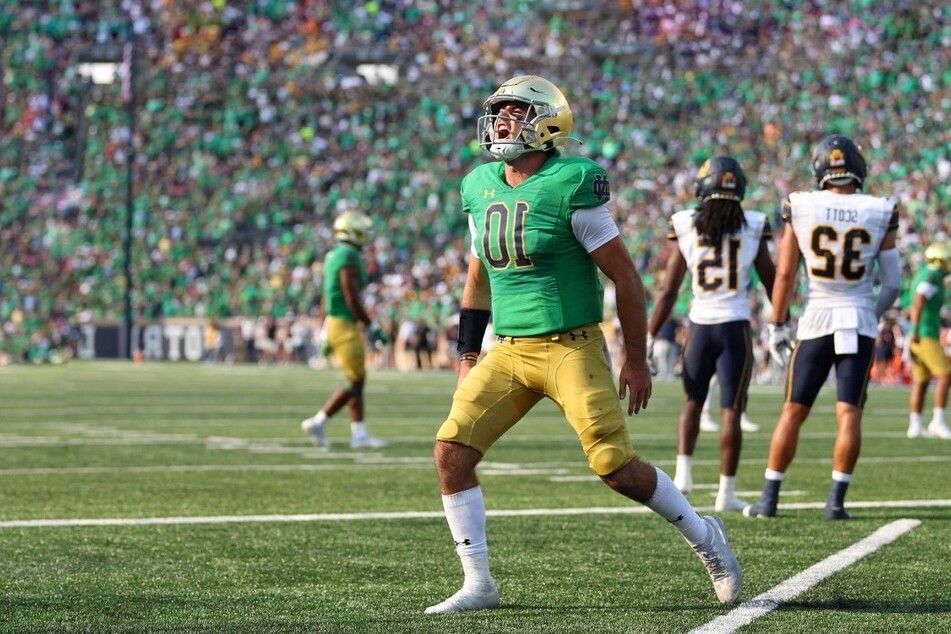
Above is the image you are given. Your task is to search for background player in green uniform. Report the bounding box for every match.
[301,210,388,450]
[905,242,951,439]
[425,75,741,614]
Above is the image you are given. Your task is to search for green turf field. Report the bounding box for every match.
[1,361,949,633]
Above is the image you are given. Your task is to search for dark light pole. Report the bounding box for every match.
[75,23,136,359]
[121,32,136,361]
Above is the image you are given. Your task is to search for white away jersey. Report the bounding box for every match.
[783,190,898,339]
[667,209,772,324]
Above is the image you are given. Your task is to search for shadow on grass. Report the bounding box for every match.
[782,597,951,614]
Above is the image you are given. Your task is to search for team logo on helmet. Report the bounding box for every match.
[829,148,845,167]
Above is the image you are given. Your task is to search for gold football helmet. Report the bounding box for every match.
[333,210,372,247]
[478,75,579,161]
[924,242,951,272]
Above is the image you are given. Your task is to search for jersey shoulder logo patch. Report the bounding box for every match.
[593,173,610,202]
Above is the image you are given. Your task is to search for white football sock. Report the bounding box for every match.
[441,486,491,585]
[717,474,737,500]
[675,454,693,481]
[645,466,708,546]
[932,408,945,426]
[831,470,851,483]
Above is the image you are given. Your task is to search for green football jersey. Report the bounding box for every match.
[323,243,367,321]
[460,155,611,336]
[913,265,946,339]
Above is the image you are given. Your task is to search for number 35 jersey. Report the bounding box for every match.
[460,156,609,337]
[783,190,899,340]
[668,209,771,325]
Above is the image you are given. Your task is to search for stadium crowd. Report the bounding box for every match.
[1,0,949,371]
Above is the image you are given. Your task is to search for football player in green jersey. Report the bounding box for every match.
[301,210,388,450]
[905,242,951,439]
[425,76,741,614]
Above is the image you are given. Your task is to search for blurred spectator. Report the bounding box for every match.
[653,316,682,381]
[412,317,434,370]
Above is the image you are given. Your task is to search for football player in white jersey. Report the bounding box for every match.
[648,156,777,512]
[744,134,901,520]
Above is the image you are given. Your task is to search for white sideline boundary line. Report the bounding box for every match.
[690,518,922,634]
[1,501,946,529]
[0,454,948,476]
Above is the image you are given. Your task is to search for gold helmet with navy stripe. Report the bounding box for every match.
[478,75,579,161]
[333,210,372,247]
[811,134,867,190]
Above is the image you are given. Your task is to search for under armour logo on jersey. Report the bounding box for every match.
[483,188,496,199]
[454,538,472,546]
[592,174,610,201]
[569,330,589,341]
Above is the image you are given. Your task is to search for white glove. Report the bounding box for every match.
[767,322,793,369]
[646,335,658,376]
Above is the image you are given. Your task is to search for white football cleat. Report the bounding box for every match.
[425,580,500,614]
[700,416,720,432]
[349,433,389,449]
[907,425,931,439]
[927,420,951,439]
[301,417,330,449]
[740,414,760,433]
[694,516,742,604]
[714,495,749,512]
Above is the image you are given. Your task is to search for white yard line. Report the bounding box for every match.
[0,454,948,476]
[690,518,922,634]
[0,502,943,530]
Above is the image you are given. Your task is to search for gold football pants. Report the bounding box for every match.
[326,316,366,382]
[437,325,635,476]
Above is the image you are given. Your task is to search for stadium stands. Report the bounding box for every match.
[1,1,949,365]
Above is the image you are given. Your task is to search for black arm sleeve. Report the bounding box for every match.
[456,308,491,355]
